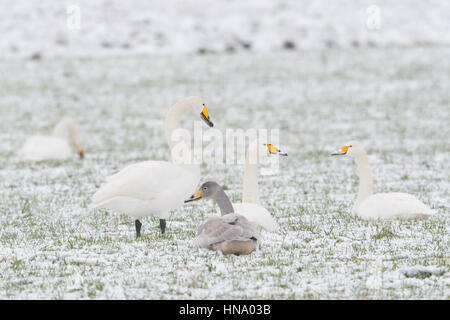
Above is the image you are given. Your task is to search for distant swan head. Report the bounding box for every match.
[53,120,85,159]
[245,138,288,165]
[331,140,364,158]
[263,143,288,157]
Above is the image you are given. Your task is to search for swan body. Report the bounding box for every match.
[90,161,199,219]
[90,96,213,236]
[20,136,73,161]
[232,202,278,232]
[19,120,85,161]
[357,193,434,220]
[332,140,435,220]
[185,181,259,255]
[226,139,286,232]
[195,213,259,255]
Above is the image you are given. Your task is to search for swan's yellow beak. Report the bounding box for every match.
[78,149,85,159]
[264,144,288,156]
[184,189,203,203]
[200,104,214,127]
[331,145,349,156]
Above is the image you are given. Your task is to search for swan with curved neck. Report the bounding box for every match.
[19,120,85,161]
[90,96,213,237]
[332,140,434,219]
[232,138,287,232]
[185,181,259,255]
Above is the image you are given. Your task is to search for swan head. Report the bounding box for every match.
[263,143,288,157]
[78,148,85,159]
[247,138,288,163]
[184,181,221,202]
[53,119,85,159]
[182,96,214,127]
[70,136,85,160]
[331,140,363,157]
[71,137,85,159]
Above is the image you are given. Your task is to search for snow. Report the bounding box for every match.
[1,0,450,59]
[0,1,448,300]
[1,47,448,299]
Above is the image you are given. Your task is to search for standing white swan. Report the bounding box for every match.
[19,120,85,161]
[89,96,213,236]
[185,181,260,255]
[332,140,434,220]
[231,139,287,232]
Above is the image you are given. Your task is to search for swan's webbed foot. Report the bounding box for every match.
[159,219,166,234]
[135,219,142,238]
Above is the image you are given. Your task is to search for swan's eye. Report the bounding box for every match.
[203,187,208,191]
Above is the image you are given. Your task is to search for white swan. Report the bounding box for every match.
[19,120,85,161]
[89,96,213,236]
[231,139,287,232]
[185,181,260,255]
[332,140,435,220]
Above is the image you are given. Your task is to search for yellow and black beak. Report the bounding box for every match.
[200,104,214,127]
[265,144,288,156]
[184,189,203,203]
[331,146,349,156]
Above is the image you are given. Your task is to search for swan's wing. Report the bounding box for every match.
[105,162,146,183]
[90,161,197,208]
[358,193,435,219]
[194,214,259,248]
[233,202,279,232]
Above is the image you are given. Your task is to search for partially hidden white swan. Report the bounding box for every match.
[231,139,287,232]
[89,96,214,236]
[19,120,85,161]
[185,181,260,255]
[332,140,435,220]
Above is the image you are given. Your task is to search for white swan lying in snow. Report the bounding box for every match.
[89,96,214,237]
[231,139,287,232]
[332,140,435,220]
[19,120,85,161]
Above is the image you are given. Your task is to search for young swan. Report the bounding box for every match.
[332,140,435,220]
[185,181,260,255]
[19,120,85,161]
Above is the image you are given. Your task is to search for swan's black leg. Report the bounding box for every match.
[159,219,166,234]
[135,219,142,238]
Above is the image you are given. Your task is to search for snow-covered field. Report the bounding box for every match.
[2,0,450,58]
[0,45,449,299]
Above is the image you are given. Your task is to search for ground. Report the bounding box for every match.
[2,1,450,58]
[0,46,448,299]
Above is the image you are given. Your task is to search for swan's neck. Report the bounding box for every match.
[52,120,83,151]
[164,100,199,173]
[353,152,373,212]
[215,189,235,216]
[165,101,189,150]
[242,140,260,204]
